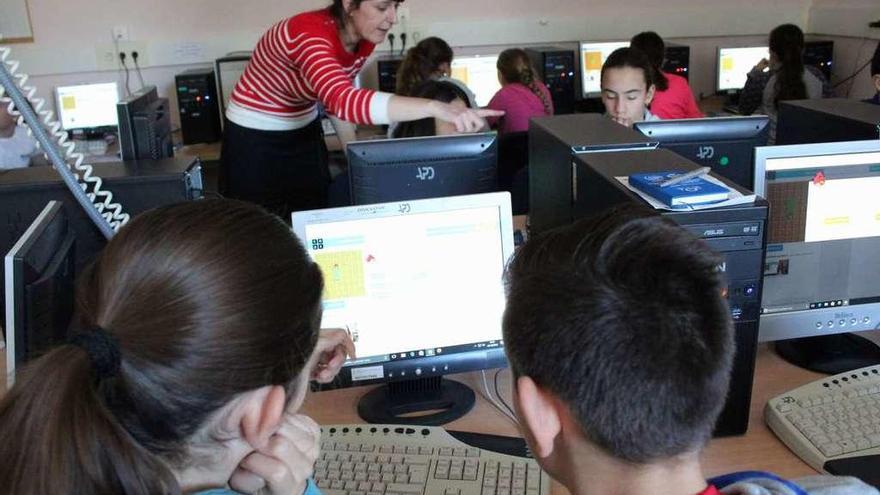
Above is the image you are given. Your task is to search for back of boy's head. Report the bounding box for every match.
[601,47,654,89]
[502,205,734,463]
[871,41,880,77]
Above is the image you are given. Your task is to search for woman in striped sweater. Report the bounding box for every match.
[221,0,501,217]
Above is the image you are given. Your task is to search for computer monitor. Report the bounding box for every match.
[292,192,513,425]
[347,133,498,205]
[754,140,880,374]
[634,116,769,190]
[579,41,629,97]
[117,85,174,160]
[717,46,770,92]
[449,54,501,107]
[54,82,119,136]
[4,201,76,385]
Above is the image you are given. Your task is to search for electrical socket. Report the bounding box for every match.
[112,25,129,41]
[95,42,148,71]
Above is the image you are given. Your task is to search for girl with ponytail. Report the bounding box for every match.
[486,48,554,134]
[0,199,353,495]
[395,36,477,107]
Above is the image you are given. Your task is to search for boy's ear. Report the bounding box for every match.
[240,385,286,450]
[514,376,562,459]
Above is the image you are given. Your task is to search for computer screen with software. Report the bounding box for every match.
[292,192,513,425]
[55,82,119,133]
[579,41,628,97]
[755,140,880,373]
[717,46,770,92]
[450,54,501,107]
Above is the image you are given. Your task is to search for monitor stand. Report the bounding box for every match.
[357,376,475,426]
[775,333,880,375]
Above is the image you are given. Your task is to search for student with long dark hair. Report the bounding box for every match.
[600,47,661,128]
[630,31,702,119]
[395,36,477,107]
[486,48,554,134]
[0,199,353,494]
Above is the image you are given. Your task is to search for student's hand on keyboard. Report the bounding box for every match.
[231,413,321,495]
[310,328,357,383]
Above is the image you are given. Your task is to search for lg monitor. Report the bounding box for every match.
[754,140,880,374]
[117,85,174,160]
[449,54,501,107]
[347,133,498,205]
[292,192,514,425]
[4,201,76,385]
[634,116,770,190]
[717,46,770,92]
[54,82,119,136]
[579,41,629,97]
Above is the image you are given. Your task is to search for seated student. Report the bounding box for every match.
[630,31,703,119]
[486,48,554,134]
[0,199,354,494]
[600,47,661,128]
[502,205,878,495]
[396,36,477,108]
[867,41,880,105]
[739,24,832,142]
[392,80,476,138]
[0,102,40,169]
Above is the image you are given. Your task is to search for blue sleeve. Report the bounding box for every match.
[195,479,320,495]
[305,478,323,495]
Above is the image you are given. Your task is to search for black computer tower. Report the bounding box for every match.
[663,42,690,81]
[573,149,768,437]
[176,68,222,145]
[777,98,880,145]
[377,57,403,93]
[526,47,576,114]
[804,40,834,82]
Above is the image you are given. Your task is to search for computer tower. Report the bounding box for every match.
[133,98,174,160]
[176,68,222,145]
[804,40,834,82]
[777,98,880,145]
[377,57,403,93]
[574,149,768,437]
[663,42,690,80]
[528,114,657,233]
[526,47,577,114]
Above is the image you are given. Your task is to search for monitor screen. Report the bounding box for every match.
[634,116,769,190]
[580,41,628,97]
[347,133,498,205]
[55,82,119,132]
[450,54,501,107]
[717,46,770,92]
[291,192,514,388]
[755,140,880,342]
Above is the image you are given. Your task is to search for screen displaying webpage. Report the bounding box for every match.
[56,83,119,130]
[450,55,501,107]
[717,47,769,91]
[580,41,628,96]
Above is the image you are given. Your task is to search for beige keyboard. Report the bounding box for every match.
[316,424,550,495]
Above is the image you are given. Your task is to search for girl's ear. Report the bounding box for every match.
[645,83,656,106]
[239,385,286,450]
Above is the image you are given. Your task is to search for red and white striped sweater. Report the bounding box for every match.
[228,8,391,131]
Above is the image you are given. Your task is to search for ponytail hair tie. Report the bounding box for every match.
[69,326,121,380]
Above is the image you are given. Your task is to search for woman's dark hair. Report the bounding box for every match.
[0,199,324,494]
[392,80,471,138]
[396,37,454,96]
[630,31,669,91]
[601,47,655,90]
[329,0,405,25]
[497,48,553,116]
[769,23,807,108]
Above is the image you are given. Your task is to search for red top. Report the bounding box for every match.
[697,485,722,495]
[230,8,379,125]
[486,82,554,134]
[649,72,703,120]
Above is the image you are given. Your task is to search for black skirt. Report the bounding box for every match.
[220,117,330,220]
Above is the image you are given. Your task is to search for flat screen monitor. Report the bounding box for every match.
[634,116,769,190]
[292,192,514,425]
[754,140,880,374]
[579,41,628,97]
[4,201,75,385]
[347,133,498,205]
[54,82,119,134]
[450,54,501,107]
[717,46,770,92]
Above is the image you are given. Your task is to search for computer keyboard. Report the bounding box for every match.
[71,139,109,156]
[765,364,880,474]
[316,425,550,495]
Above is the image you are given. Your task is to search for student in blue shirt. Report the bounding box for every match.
[0,199,353,495]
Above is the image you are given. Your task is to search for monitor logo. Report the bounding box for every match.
[697,146,715,160]
[716,261,727,273]
[416,166,435,181]
[398,203,411,214]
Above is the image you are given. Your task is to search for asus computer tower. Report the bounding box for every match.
[526,47,577,114]
[574,149,768,437]
[777,98,880,145]
[377,57,403,93]
[663,42,691,80]
[176,68,222,145]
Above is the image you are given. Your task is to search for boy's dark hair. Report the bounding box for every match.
[630,31,669,91]
[502,205,734,464]
[601,47,655,90]
[392,80,471,138]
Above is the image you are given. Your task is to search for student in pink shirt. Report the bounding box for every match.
[486,48,554,134]
[631,32,703,120]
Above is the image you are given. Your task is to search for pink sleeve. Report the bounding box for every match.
[486,88,507,127]
[675,76,703,118]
